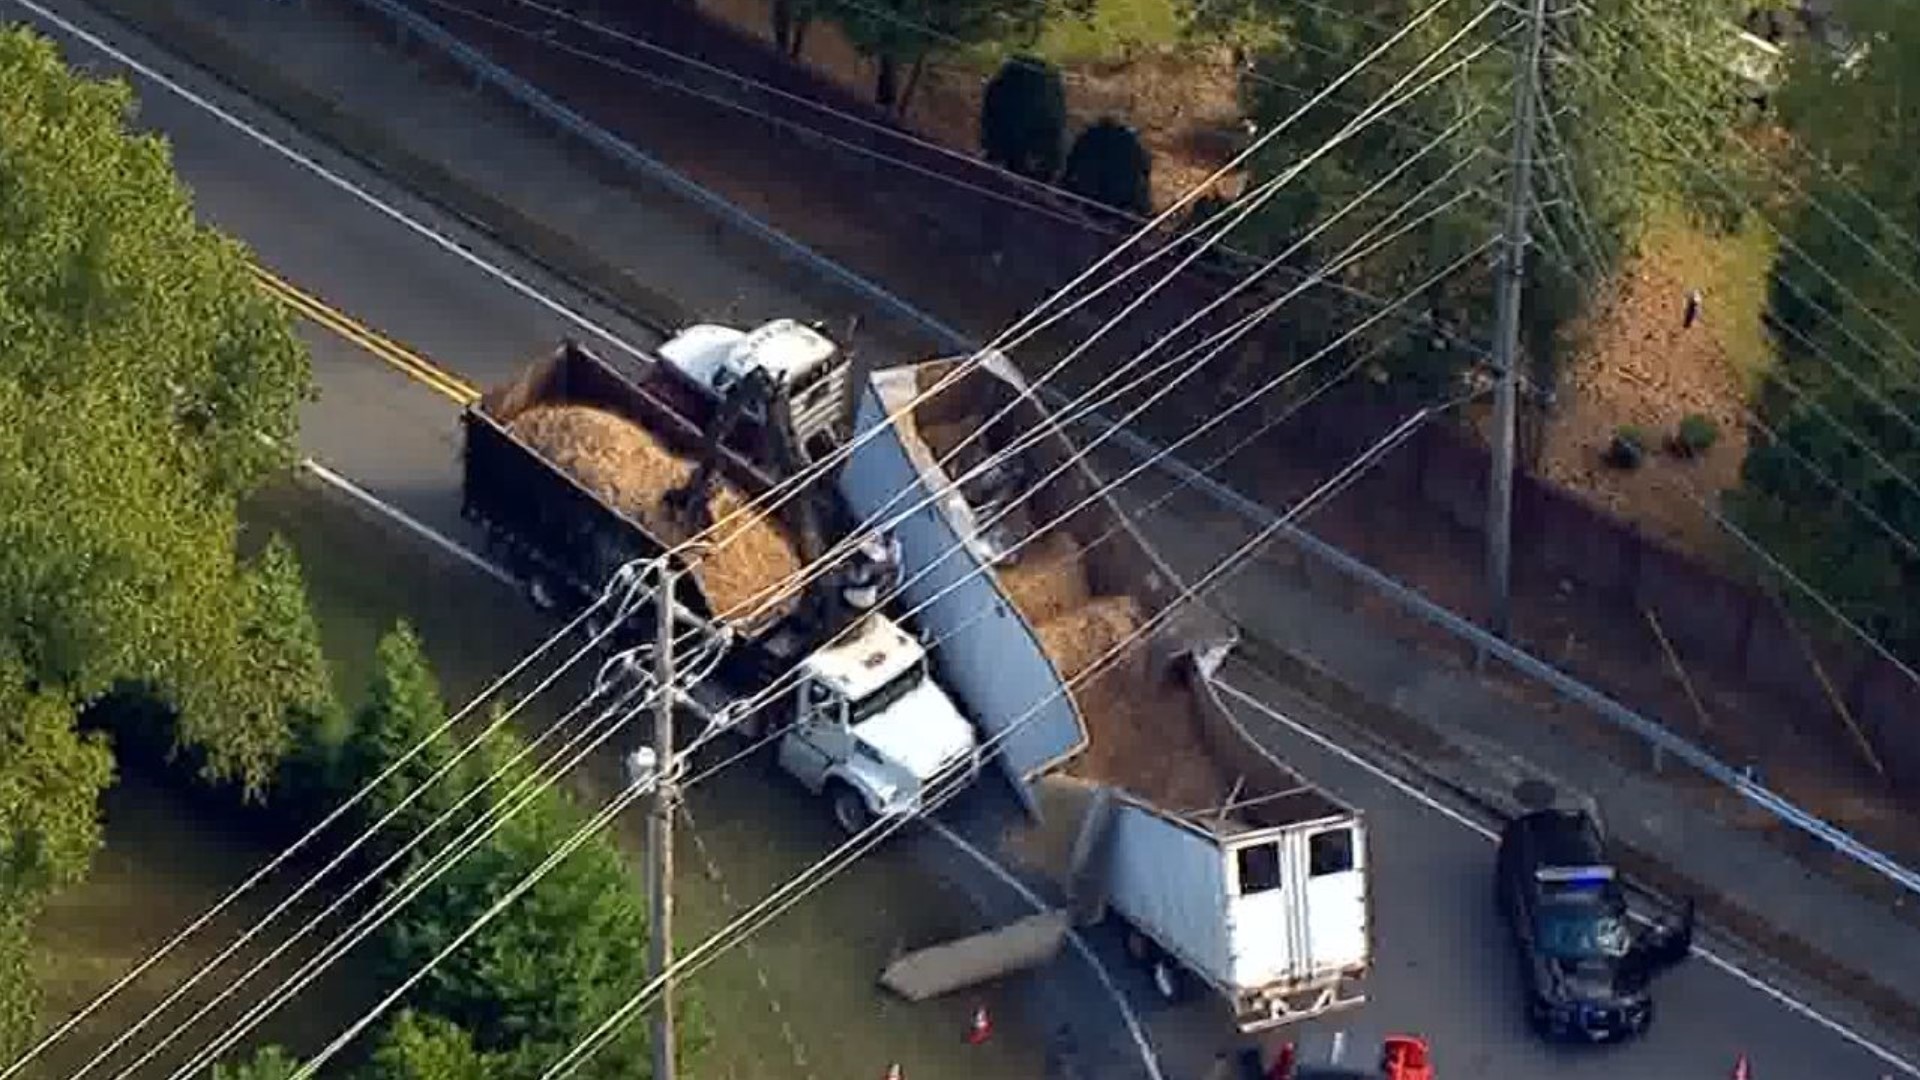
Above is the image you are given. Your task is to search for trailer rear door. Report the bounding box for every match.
[1293,821,1369,975]
[1223,819,1368,989]
[1223,831,1299,988]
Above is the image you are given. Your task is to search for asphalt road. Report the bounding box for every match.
[10,3,1916,1077]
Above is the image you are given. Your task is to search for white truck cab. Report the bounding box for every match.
[658,319,839,411]
[773,615,980,834]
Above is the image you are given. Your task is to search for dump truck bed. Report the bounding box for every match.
[460,341,801,635]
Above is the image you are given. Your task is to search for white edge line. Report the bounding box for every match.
[1214,678,1920,1079]
[297,458,517,589]
[926,820,1166,1080]
[295,455,1168,1079]
[7,0,652,363]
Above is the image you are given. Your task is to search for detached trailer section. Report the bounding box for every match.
[836,351,1234,807]
[1103,788,1369,1030]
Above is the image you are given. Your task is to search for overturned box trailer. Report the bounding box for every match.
[837,352,1240,806]
[836,353,1371,1028]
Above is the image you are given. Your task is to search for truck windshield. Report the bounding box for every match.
[848,658,927,724]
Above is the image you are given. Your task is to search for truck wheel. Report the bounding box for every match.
[527,574,558,612]
[1149,957,1187,1003]
[828,783,874,836]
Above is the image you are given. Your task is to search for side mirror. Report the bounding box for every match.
[1634,898,1695,973]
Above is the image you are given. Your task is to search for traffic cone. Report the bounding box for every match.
[1731,1054,1750,1080]
[1266,1041,1296,1080]
[964,1003,993,1045]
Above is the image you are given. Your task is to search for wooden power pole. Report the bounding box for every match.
[647,564,679,1080]
[1486,0,1550,639]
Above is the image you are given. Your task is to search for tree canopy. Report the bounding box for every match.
[0,26,321,788]
[1732,0,1920,660]
[820,0,1054,111]
[1,25,325,1052]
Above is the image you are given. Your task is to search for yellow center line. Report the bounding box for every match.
[249,263,481,406]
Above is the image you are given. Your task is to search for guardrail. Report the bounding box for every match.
[344,0,1920,899]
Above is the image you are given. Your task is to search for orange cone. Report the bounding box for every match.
[1732,1055,1750,1080]
[964,1003,993,1045]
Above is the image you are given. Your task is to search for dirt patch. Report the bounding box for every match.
[699,0,1244,207]
[1534,217,1773,561]
[509,405,804,617]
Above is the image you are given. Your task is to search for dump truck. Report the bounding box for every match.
[834,354,1372,1029]
[459,321,979,834]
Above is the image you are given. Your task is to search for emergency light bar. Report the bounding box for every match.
[1535,865,1616,885]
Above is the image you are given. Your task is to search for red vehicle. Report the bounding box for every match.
[1267,1033,1433,1080]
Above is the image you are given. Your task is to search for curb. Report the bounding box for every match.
[1230,631,1920,1051]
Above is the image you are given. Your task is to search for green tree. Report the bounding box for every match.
[1731,0,1920,659]
[378,766,654,1075]
[822,0,1052,113]
[980,55,1068,180]
[1061,118,1153,215]
[368,1012,492,1079]
[209,1044,300,1080]
[340,624,471,843]
[0,26,320,790]
[0,657,114,1058]
[332,633,700,1078]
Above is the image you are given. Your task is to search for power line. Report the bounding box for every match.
[328,236,1496,1080]
[136,137,1492,1076]
[37,16,1482,1068]
[0,576,638,1080]
[212,160,1494,1073]
[1556,34,1920,383]
[63,4,1497,1060]
[539,388,1474,1080]
[588,0,1504,620]
[410,0,1506,357]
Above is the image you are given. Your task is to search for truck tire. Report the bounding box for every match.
[1149,956,1187,1004]
[828,783,874,836]
[527,573,559,612]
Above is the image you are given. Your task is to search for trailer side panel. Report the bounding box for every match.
[838,382,1088,800]
[1106,803,1232,984]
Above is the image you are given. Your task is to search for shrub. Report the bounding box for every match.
[1061,118,1153,216]
[1672,412,1721,457]
[1604,424,1650,470]
[980,55,1066,181]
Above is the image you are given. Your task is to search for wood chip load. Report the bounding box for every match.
[508,405,804,619]
[1035,595,1147,684]
[998,531,1094,625]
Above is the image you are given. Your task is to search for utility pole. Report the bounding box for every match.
[1486,0,1550,640]
[647,563,679,1080]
